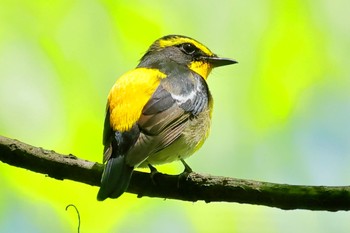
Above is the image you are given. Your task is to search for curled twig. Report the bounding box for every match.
[66,204,80,233]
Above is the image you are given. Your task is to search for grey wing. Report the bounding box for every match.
[125,85,189,166]
[125,73,209,167]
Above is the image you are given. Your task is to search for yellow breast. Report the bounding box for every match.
[108,68,166,132]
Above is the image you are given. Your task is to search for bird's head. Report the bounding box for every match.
[138,35,237,79]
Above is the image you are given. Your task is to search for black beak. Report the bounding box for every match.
[205,56,238,68]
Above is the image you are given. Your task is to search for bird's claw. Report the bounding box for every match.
[148,164,159,185]
[177,159,193,188]
[180,159,193,173]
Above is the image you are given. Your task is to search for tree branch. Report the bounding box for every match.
[1,135,349,211]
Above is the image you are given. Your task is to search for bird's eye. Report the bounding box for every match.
[180,43,197,55]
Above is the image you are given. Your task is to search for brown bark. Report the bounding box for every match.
[1,135,349,211]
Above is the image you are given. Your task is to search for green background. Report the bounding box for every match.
[1,0,350,232]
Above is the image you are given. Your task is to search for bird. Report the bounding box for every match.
[97,35,237,201]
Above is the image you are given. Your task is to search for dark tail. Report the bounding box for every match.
[97,156,134,201]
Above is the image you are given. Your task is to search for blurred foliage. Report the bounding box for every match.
[1,0,350,232]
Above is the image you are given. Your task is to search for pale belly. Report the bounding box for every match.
[139,108,211,167]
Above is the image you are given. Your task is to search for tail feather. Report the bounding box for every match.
[97,156,134,201]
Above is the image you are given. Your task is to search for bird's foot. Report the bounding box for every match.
[177,159,193,188]
[148,164,159,185]
[180,159,193,173]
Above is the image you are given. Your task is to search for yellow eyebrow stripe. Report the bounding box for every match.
[158,37,214,56]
